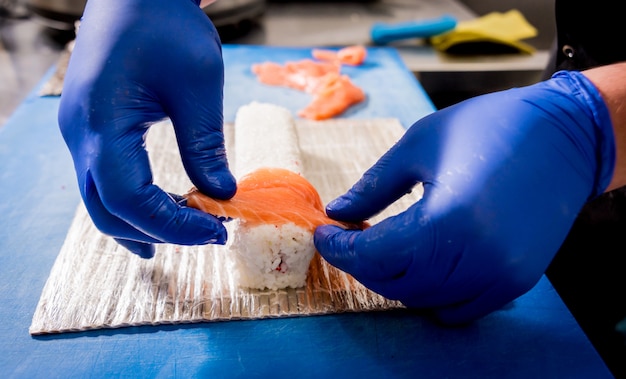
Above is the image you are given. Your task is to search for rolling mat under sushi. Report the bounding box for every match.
[30,118,422,335]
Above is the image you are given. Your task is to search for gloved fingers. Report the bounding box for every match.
[315,224,404,281]
[114,238,156,259]
[168,192,187,206]
[314,206,432,282]
[81,170,163,245]
[83,171,220,258]
[159,33,236,200]
[314,225,361,273]
[92,133,229,246]
[169,105,236,200]
[316,203,498,313]
[103,182,228,246]
[325,146,421,222]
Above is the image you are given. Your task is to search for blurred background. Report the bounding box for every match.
[0,0,556,126]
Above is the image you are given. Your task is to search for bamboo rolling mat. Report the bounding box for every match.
[30,118,423,335]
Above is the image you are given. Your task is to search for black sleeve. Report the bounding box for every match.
[549,0,626,73]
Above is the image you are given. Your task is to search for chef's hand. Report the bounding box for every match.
[314,71,616,324]
[58,0,235,259]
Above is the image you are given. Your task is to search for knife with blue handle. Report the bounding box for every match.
[370,15,457,45]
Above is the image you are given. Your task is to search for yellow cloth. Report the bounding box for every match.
[430,9,538,54]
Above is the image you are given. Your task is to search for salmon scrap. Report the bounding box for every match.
[298,72,366,120]
[185,167,367,232]
[251,45,368,120]
[252,59,340,93]
[312,45,367,66]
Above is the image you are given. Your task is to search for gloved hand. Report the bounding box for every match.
[314,71,615,324]
[58,0,235,259]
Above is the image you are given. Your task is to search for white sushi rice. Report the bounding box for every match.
[229,222,316,290]
[230,102,315,290]
[234,101,303,177]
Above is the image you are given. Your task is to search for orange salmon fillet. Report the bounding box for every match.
[298,73,366,120]
[252,59,340,93]
[185,167,364,232]
[312,45,367,66]
[251,46,368,120]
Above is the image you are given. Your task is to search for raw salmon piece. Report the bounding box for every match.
[311,48,339,62]
[185,167,365,232]
[251,48,367,120]
[298,73,366,120]
[337,45,367,65]
[312,45,367,66]
[252,59,340,93]
[250,62,289,87]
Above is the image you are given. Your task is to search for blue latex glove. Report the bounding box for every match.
[58,0,236,259]
[314,71,615,324]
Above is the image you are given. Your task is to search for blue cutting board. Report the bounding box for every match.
[0,45,611,378]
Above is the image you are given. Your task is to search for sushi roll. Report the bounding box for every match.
[229,102,314,290]
[186,102,365,290]
[187,102,347,290]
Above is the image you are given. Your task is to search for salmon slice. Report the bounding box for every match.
[312,45,367,66]
[251,46,368,120]
[298,73,366,120]
[185,167,365,232]
[252,59,340,93]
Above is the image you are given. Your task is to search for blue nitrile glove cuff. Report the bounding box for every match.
[552,70,616,199]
